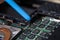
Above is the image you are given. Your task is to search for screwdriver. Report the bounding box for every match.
[0,0,31,21]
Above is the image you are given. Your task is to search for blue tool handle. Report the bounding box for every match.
[5,0,31,21]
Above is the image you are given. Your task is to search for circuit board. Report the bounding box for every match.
[0,0,60,40]
[0,14,60,40]
[16,17,60,40]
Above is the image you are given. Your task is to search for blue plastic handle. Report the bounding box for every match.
[5,0,31,21]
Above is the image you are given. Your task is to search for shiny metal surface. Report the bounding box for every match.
[43,0,60,4]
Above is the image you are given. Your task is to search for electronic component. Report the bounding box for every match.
[0,0,60,40]
[36,2,60,19]
[0,13,60,40]
[0,14,22,40]
[0,28,11,40]
[0,25,21,39]
[16,17,60,40]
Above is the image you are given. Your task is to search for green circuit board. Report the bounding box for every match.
[0,16,60,40]
[16,17,60,40]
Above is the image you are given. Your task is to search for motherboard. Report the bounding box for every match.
[0,13,60,40]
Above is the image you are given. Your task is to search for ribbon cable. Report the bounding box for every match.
[5,0,31,21]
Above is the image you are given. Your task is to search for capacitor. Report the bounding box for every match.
[0,28,11,40]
